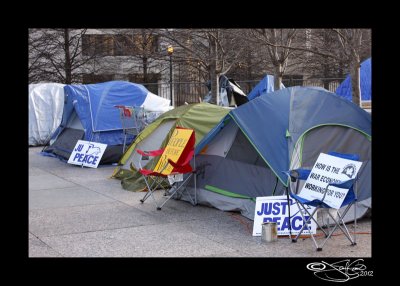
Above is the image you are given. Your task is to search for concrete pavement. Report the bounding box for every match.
[29,147,371,257]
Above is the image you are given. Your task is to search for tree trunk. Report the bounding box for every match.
[64,29,72,84]
[323,56,330,90]
[209,37,219,104]
[274,63,283,90]
[142,56,148,83]
[141,29,148,84]
[210,68,219,105]
[350,57,361,106]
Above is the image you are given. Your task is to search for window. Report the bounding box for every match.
[82,35,114,56]
[82,73,114,84]
[82,33,159,57]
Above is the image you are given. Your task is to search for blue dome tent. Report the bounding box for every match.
[42,81,171,164]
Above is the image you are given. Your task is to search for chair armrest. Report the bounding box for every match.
[137,149,165,157]
[319,179,355,204]
[282,168,311,195]
[282,169,311,182]
[167,150,194,169]
[327,179,355,189]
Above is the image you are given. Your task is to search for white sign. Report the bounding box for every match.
[299,153,363,209]
[68,140,107,168]
[253,195,317,236]
[167,173,183,185]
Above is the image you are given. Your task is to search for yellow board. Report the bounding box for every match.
[153,128,193,175]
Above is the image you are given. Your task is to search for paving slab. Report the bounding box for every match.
[29,201,168,237]
[29,152,68,170]
[178,216,371,257]
[29,186,115,210]
[29,146,372,258]
[29,234,62,257]
[29,173,77,191]
[29,167,51,176]
[241,233,371,257]
[40,223,236,257]
[47,164,116,182]
[77,181,229,223]
[68,178,131,201]
[118,189,232,223]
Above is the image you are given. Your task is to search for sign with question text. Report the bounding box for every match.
[299,153,362,209]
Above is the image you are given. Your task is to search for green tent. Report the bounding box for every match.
[112,103,230,191]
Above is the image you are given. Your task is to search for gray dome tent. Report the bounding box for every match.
[181,86,371,222]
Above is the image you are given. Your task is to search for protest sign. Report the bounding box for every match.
[68,140,107,168]
[253,195,316,236]
[153,128,194,175]
[299,153,362,209]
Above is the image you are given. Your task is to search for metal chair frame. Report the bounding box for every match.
[284,152,362,251]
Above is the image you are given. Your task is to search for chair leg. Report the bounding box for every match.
[292,202,321,251]
[336,211,356,245]
[158,173,194,209]
[354,201,357,246]
[319,205,356,250]
[140,176,162,209]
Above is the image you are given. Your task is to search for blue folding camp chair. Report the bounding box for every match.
[284,151,361,251]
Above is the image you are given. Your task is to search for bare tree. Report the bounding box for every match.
[109,29,164,84]
[160,29,244,104]
[298,29,347,89]
[29,28,105,84]
[333,29,370,106]
[29,29,53,83]
[240,29,371,104]
[249,29,299,90]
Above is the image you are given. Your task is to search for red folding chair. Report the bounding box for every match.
[136,127,197,210]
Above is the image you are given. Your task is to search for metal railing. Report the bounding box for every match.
[144,82,208,106]
[143,78,345,107]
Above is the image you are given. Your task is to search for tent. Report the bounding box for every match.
[179,86,371,222]
[219,75,248,106]
[336,58,371,102]
[203,75,248,107]
[112,102,230,190]
[42,81,172,164]
[29,83,65,146]
[247,74,285,101]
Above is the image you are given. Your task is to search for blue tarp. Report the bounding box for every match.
[247,74,285,100]
[58,81,149,146]
[336,58,371,102]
